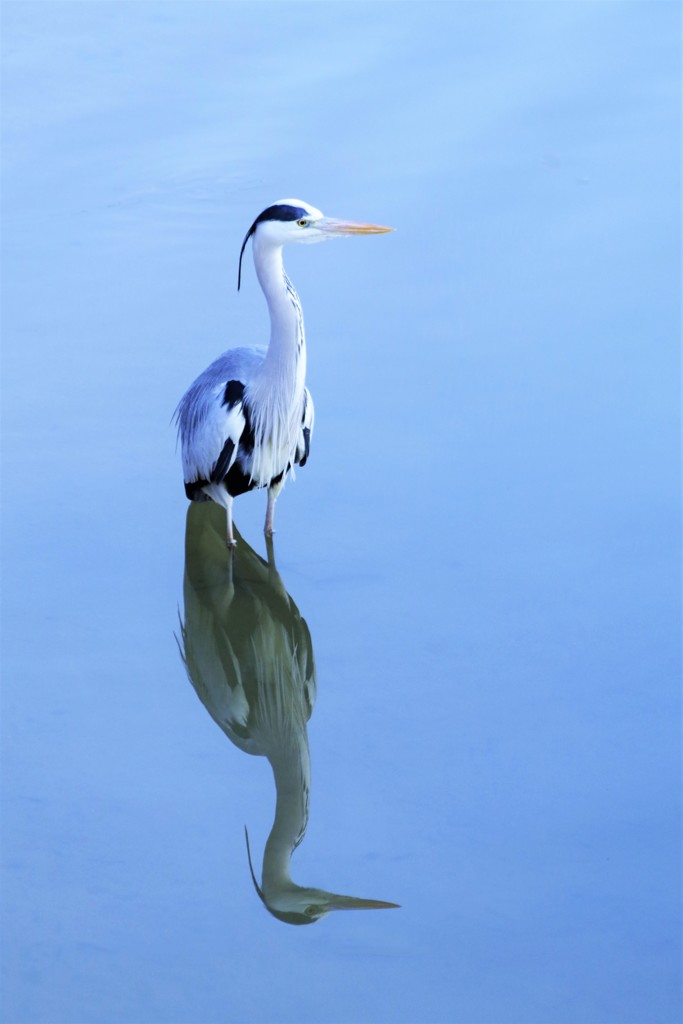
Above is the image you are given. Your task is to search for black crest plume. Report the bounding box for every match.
[237,204,309,291]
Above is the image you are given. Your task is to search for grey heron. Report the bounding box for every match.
[175,199,392,546]
[178,501,399,924]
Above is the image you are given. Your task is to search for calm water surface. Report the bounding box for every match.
[1,3,680,1023]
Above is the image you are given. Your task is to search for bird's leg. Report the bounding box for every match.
[201,483,237,548]
[216,555,235,614]
[225,495,237,548]
[264,481,284,537]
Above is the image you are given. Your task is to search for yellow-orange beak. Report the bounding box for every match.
[317,217,393,236]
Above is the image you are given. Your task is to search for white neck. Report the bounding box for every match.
[246,233,308,485]
[253,234,305,370]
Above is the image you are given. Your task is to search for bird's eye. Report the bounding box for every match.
[304,905,317,916]
[297,218,308,227]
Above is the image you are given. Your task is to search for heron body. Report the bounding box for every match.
[175,199,392,546]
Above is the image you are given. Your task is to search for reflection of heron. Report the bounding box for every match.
[178,502,399,925]
[174,199,392,546]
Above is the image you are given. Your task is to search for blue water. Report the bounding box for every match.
[1,3,680,1022]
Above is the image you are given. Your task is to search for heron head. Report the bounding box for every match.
[261,887,401,926]
[244,826,399,925]
[238,198,392,288]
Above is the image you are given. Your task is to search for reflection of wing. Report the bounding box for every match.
[177,612,252,746]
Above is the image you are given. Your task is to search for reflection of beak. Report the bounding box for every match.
[326,895,401,911]
[317,217,393,236]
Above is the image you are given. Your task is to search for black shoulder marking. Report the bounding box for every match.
[185,465,258,501]
[222,380,245,407]
[211,437,235,483]
[185,479,211,502]
[298,427,311,467]
[220,380,255,453]
[225,462,258,497]
[238,397,256,454]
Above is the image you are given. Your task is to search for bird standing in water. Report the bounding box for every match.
[175,199,392,546]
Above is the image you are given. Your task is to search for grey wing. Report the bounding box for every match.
[295,387,314,467]
[175,347,265,485]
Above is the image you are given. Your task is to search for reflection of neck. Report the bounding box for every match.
[262,739,310,895]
